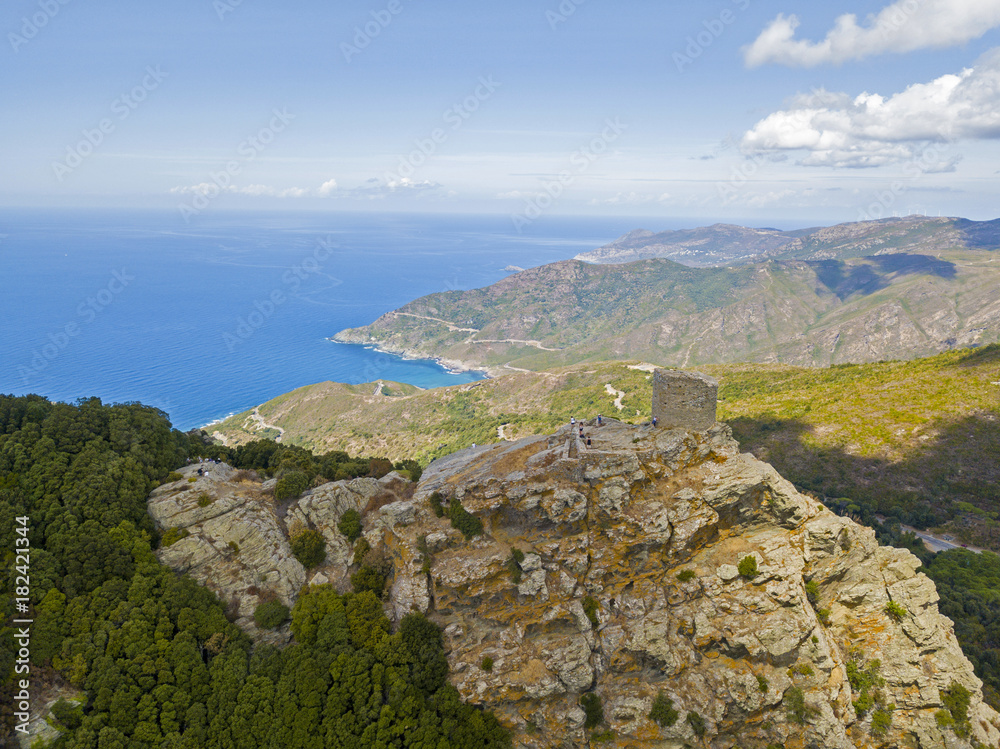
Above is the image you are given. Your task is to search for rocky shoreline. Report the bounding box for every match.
[330,331,499,378]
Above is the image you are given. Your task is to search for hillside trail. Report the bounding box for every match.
[392,312,479,333]
[605,384,626,410]
[248,407,285,442]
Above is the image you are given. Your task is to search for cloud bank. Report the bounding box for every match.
[741,50,1000,167]
[745,0,1000,67]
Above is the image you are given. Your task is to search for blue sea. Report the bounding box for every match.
[0,209,663,431]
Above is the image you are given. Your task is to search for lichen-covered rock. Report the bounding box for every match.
[149,420,1000,748]
[385,421,1000,749]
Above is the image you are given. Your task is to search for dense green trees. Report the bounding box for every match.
[0,395,509,748]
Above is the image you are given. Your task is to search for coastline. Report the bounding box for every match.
[329,335,500,379]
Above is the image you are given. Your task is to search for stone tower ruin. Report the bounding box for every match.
[652,369,718,431]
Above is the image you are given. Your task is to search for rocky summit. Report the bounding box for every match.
[149,419,1000,748]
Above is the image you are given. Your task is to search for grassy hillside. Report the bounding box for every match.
[334,248,1000,373]
[211,345,1000,549]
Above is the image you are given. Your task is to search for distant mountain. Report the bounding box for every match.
[576,215,1000,266]
[334,219,1000,372]
[574,223,812,266]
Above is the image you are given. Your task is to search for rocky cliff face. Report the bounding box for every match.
[149,423,1000,748]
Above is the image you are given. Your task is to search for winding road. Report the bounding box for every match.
[248,407,285,442]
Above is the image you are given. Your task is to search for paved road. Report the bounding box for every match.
[899,524,982,554]
[874,515,983,554]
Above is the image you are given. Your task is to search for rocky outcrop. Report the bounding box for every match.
[149,421,1000,747]
[148,466,413,643]
[377,421,1000,749]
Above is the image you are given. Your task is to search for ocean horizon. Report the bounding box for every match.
[2,208,689,432]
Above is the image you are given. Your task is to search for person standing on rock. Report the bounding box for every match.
[571,417,576,427]
[597,414,602,426]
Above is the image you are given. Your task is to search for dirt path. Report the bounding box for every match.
[605,384,626,411]
[248,407,285,442]
[392,312,479,332]
[497,423,512,441]
[470,338,563,351]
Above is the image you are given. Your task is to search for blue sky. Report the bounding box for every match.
[4,0,1000,225]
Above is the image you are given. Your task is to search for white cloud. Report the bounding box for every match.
[317,178,338,196]
[745,0,1000,67]
[741,50,1000,167]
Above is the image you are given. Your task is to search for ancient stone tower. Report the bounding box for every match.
[652,369,718,430]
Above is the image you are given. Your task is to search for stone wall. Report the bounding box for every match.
[651,369,718,430]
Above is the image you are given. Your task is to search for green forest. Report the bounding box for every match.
[0,394,507,748]
[4,390,1000,746]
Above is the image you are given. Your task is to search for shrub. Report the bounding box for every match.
[884,600,907,621]
[805,579,820,605]
[351,565,386,596]
[368,458,394,478]
[353,537,371,563]
[591,730,615,742]
[197,493,213,507]
[509,547,524,583]
[337,509,362,542]
[274,470,310,501]
[291,529,327,568]
[481,656,493,672]
[449,499,483,539]
[254,599,289,629]
[187,477,197,483]
[429,492,445,518]
[756,674,769,693]
[227,541,239,554]
[394,459,422,482]
[51,699,82,729]
[685,711,706,737]
[941,681,972,736]
[738,555,758,579]
[817,608,831,626]
[160,527,189,547]
[648,692,679,727]
[581,693,603,729]
[582,595,600,628]
[784,686,817,725]
[871,706,894,737]
[163,471,183,484]
[676,569,695,583]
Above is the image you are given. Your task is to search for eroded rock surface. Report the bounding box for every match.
[383,421,1000,749]
[149,421,1000,748]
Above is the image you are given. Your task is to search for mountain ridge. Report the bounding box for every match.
[575,215,1000,266]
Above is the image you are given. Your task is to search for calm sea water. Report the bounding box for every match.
[1,209,660,430]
